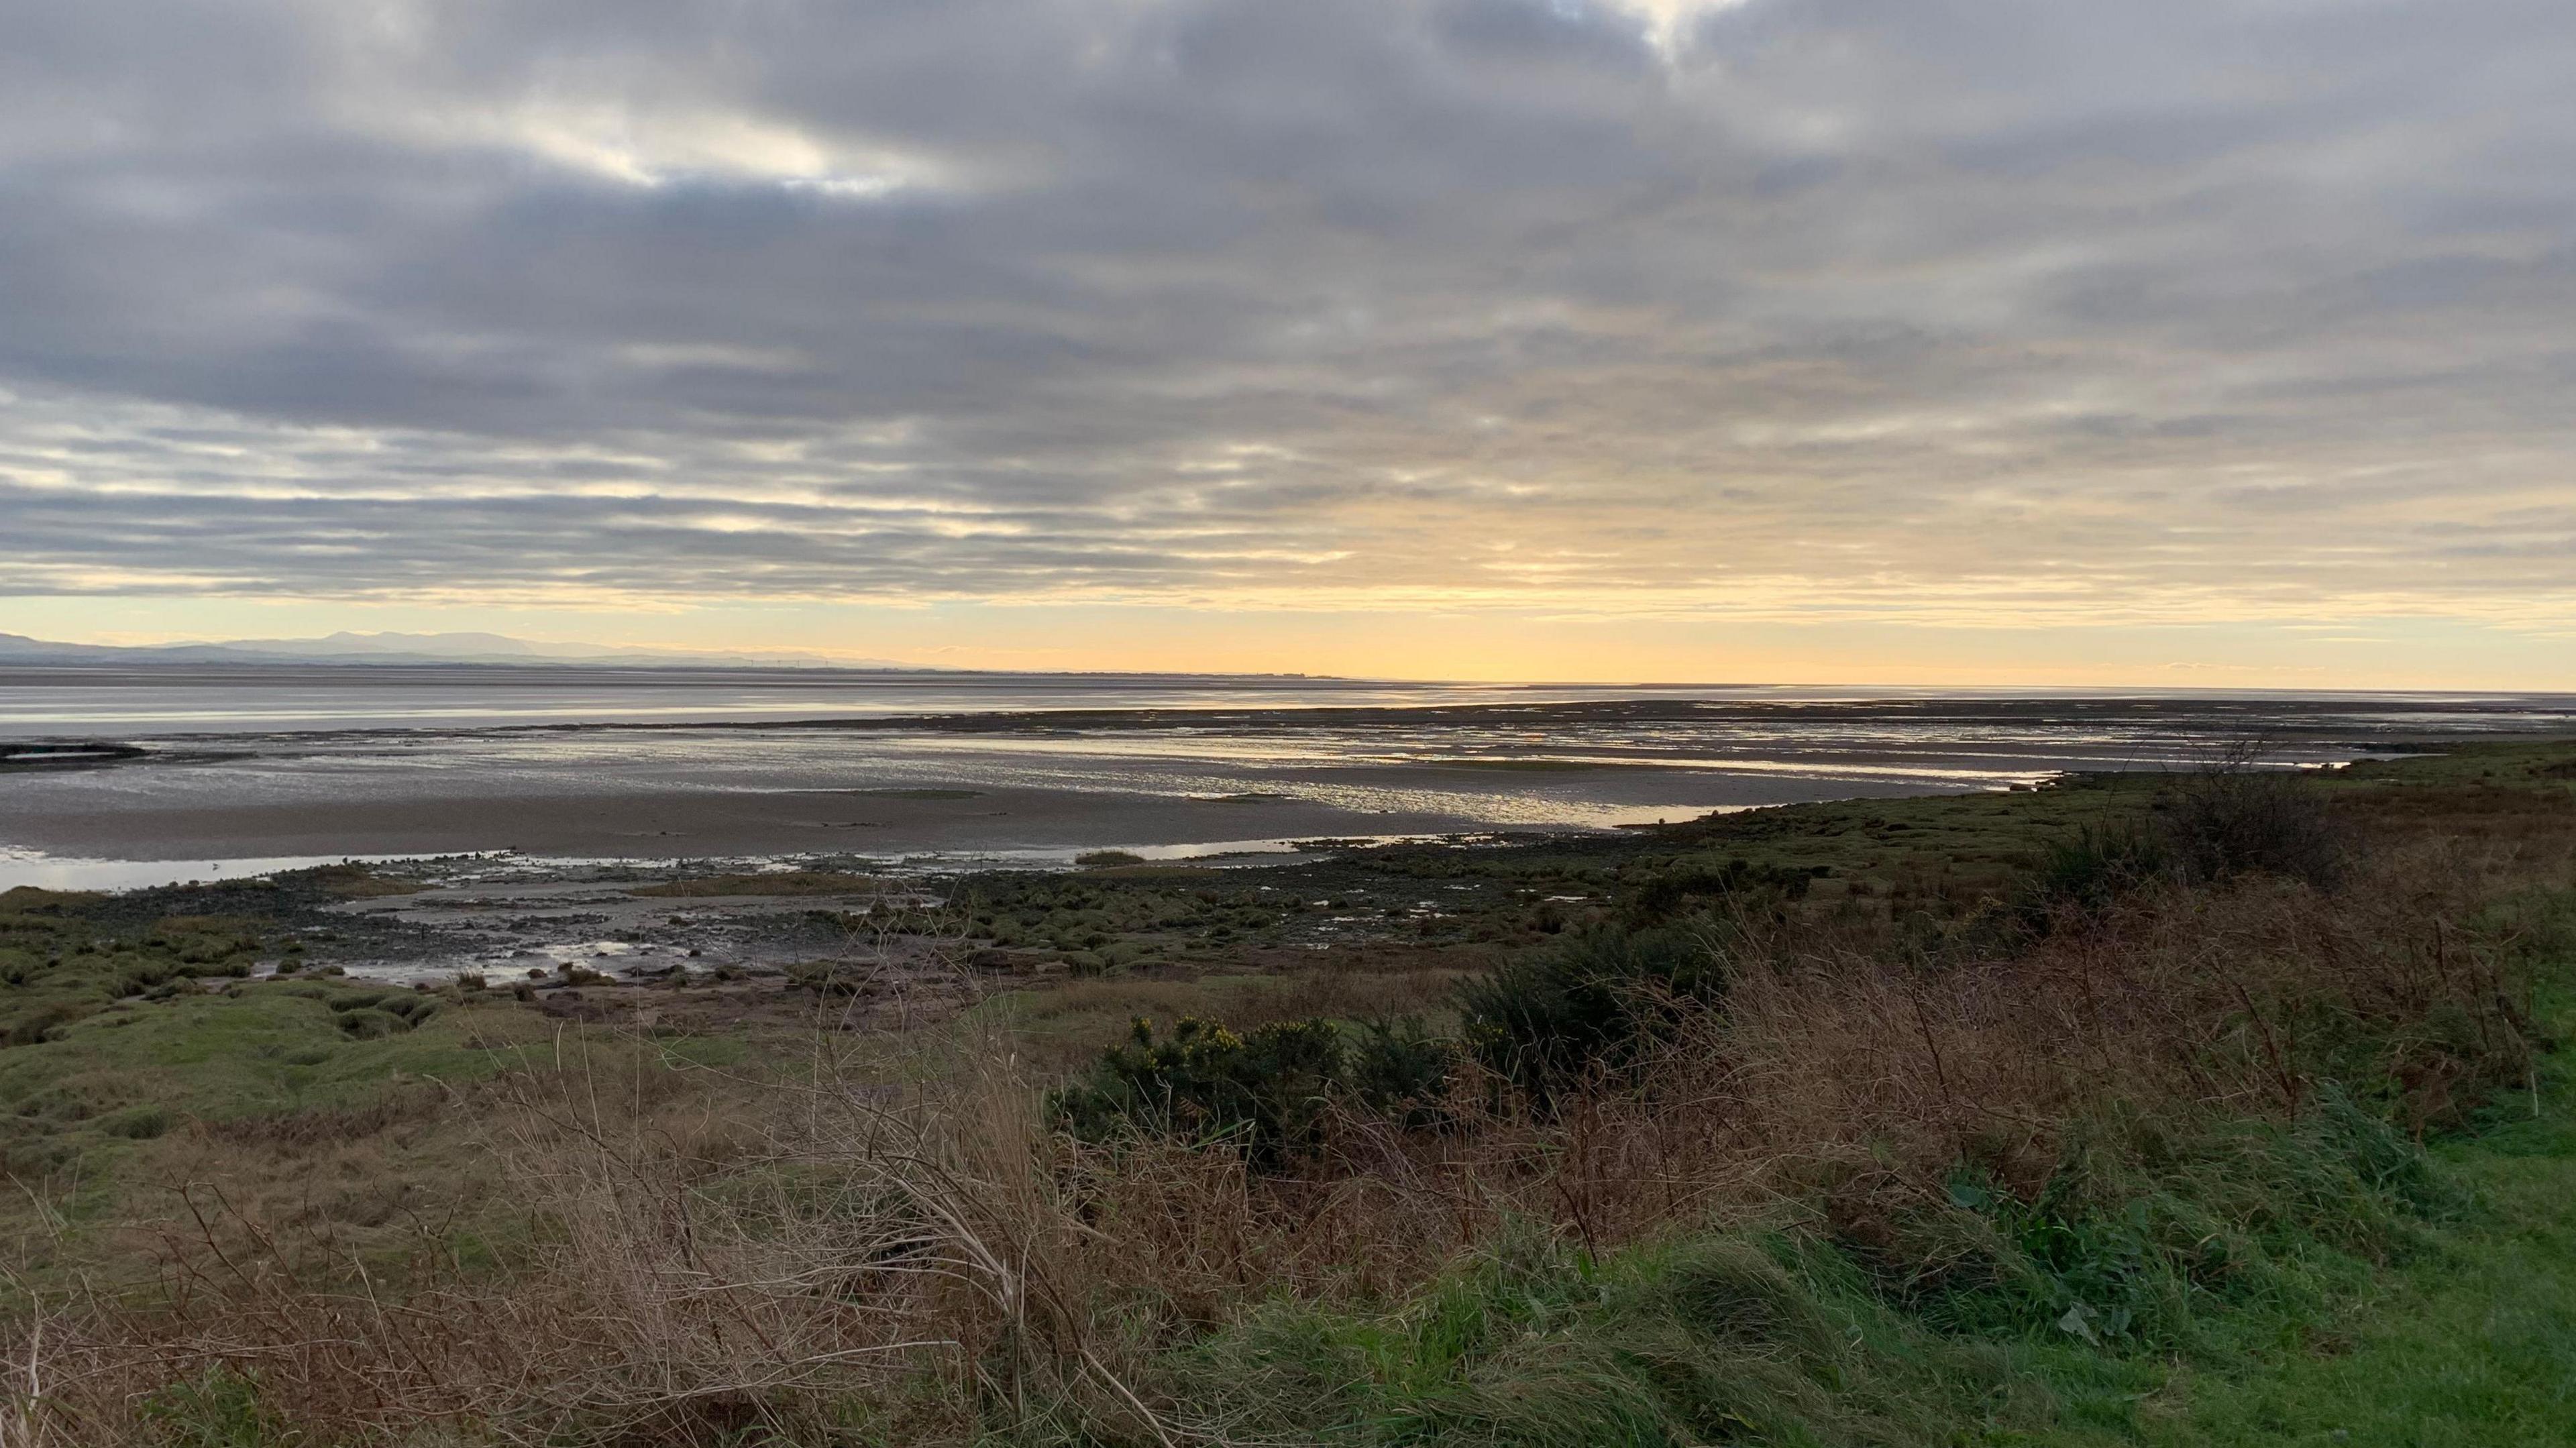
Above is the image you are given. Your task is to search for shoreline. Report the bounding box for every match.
[12,689,2575,747]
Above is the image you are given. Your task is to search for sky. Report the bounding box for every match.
[1,0,2571,686]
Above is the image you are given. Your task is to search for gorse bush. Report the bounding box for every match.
[1055,917,1750,1152]
[1455,922,1726,1104]
[1052,1013,1468,1159]
[1346,1015,1464,1130]
[1050,1015,1346,1163]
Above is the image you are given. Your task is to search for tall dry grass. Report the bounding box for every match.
[0,996,1234,1444]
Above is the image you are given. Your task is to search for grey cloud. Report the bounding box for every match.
[0,0,2571,625]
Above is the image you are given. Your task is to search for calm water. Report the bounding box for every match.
[2,665,2567,889]
[0,664,1750,734]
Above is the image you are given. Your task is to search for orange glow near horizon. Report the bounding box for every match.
[19,595,2571,693]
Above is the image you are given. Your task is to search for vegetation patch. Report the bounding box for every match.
[286,862,428,899]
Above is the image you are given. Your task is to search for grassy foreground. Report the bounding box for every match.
[1,738,2571,1445]
[1094,1005,2576,1448]
[2126,1053,2576,1447]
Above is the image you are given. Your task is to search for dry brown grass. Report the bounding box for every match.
[0,990,1218,1444]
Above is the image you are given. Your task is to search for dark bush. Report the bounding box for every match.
[1051,1015,1346,1164]
[2019,822,2170,926]
[2159,753,2346,888]
[2019,753,2348,924]
[1054,1012,1468,1158]
[1457,923,1725,1103]
[1346,1015,1462,1129]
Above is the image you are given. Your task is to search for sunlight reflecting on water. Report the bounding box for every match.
[3,670,2565,872]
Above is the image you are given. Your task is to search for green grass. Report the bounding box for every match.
[2051,896,2576,1445]
[1127,1092,2518,1447]
[1115,1104,2575,1447]
[1159,1225,2027,1447]
[0,982,519,1215]
[2109,1072,2576,1446]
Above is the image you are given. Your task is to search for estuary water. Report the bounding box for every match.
[1,664,2567,889]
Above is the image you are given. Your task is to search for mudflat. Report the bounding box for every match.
[4,685,2570,869]
[0,779,1472,860]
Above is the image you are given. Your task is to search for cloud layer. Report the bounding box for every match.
[2,0,2571,634]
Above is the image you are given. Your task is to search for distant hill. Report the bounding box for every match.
[0,630,904,669]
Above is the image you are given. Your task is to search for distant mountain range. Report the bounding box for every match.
[0,630,904,669]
